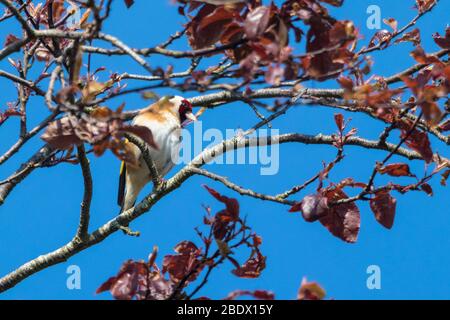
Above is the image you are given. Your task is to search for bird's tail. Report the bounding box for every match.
[118,164,148,213]
[118,161,126,210]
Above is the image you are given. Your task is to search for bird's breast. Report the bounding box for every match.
[132,114,181,177]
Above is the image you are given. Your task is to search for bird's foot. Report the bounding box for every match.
[119,225,141,237]
[154,177,167,191]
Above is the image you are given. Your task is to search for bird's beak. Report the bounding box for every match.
[181,111,198,128]
[185,112,198,122]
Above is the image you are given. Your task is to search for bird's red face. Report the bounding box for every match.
[178,99,197,126]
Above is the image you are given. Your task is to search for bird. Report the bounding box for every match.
[118,96,197,212]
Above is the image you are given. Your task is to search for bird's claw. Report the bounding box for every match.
[119,225,141,237]
[154,177,167,191]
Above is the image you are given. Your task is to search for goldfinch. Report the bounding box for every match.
[118,96,196,212]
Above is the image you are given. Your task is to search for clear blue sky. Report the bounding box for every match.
[0,0,449,300]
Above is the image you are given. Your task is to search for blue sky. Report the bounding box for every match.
[0,0,449,300]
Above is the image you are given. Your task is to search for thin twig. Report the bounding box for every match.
[123,133,162,190]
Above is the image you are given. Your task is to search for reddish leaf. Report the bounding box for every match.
[394,28,421,46]
[232,252,266,278]
[145,271,175,300]
[419,101,443,126]
[225,289,275,300]
[293,194,329,222]
[289,202,303,213]
[368,30,392,48]
[124,0,134,8]
[244,6,270,39]
[337,178,367,189]
[174,240,198,255]
[415,0,437,13]
[433,27,450,49]
[329,20,357,46]
[96,260,148,300]
[204,185,241,240]
[252,234,263,247]
[383,18,398,33]
[420,183,433,196]
[213,210,235,240]
[41,104,159,165]
[334,113,345,131]
[401,130,433,163]
[41,116,83,149]
[319,188,360,243]
[377,163,414,177]
[401,71,445,125]
[264,64,284,85]
[198,6,237,30]
[220,22,244,44]
[4,34,19,46]
[410,46,440,64]
[441,169,450,186]
[370,191,397,229]
[303,19,357,80]
[203,185,239,219]
[337,76,354,91]
[162,241,203,283]
[187,5,240,49]
[352,86,403,108]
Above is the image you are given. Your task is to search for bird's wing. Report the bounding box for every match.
[117,161,126,207]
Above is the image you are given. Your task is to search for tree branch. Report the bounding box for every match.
[358,0,440,55]
[82,39,247,59]
[0,110,59,165]
[189,167,295,206]
[0,0,34,36]
[123,133,162,190]
[98,33,152,73]
[0,131,438,292]
[0,144,54,205]
[75,144,93,240]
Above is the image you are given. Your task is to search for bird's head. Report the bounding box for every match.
[168,96,197,127]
